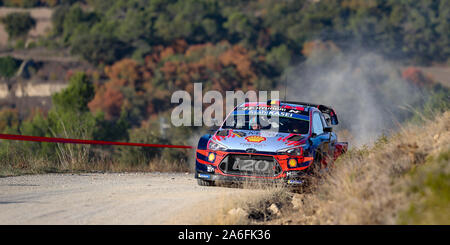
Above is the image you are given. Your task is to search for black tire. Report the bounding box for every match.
[197,179,215,186]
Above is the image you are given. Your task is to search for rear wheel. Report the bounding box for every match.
[197,179,215,186]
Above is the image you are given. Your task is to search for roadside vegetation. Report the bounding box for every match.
[0,72,191,177]
[0,1,448,225]
[0,56,20,78]
[211,110,449,225]
[0,0,449,176]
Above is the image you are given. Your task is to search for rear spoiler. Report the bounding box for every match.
[282,101,339,125]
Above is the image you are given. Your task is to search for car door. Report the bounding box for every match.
[310,112,331,165]
[320,112,337,160]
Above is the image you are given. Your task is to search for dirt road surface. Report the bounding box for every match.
[0,173,264,224]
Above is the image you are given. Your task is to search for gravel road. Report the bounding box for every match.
[0,173,263,224]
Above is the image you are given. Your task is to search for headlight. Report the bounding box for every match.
[286,147,303,155]
[278,146,304,156]
[208,140,228,151]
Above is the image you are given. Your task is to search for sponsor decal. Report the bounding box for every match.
[239,143,267,147]
[260,131,278,137]
[245,136,266,143]
[233,109,309,121]
[288,158,298,168]
[207,152,216,162]
[238,104,307,115]
[198,173,211,179]
[232,131,245,137]
[288,180,303,185]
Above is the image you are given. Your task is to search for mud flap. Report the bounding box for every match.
[334,142,348,160]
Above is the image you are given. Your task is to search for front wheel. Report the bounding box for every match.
[306,151,324,176]
[197,179,215,186]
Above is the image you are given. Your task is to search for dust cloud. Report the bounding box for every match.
[285,51,424,146]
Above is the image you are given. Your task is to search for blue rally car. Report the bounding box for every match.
[195,100,348,186]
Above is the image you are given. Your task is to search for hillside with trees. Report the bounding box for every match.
[0,0,449,174]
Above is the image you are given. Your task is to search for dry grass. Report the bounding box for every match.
[208,111,449,225]
[0,149,191,177]
[271,110,450,224]
[194,184,292,225]
[0,119,191,177]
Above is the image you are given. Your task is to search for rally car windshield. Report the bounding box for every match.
[222,114,310,134]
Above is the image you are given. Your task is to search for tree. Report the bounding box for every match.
[436,0,450,62]
[52,72,95,112]
[19,72,98,161]
[154,0,222,43]
[1,12,36,39]
[388,0,442,64]
[0,56,20,78]
[223,12,256,42]
[3,0,40,8]
[266,44,291,73]
[70,34,132,65]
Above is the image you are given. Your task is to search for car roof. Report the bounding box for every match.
[238,101,316,110]
[238,100,339,125]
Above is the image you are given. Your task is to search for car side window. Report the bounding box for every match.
[320,113,329,127]
[312,112,324,135]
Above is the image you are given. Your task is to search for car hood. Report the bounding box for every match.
[212,130,307,152]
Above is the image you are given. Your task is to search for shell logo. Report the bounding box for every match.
[245,136,266,143]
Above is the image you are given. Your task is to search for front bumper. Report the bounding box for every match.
[195,170,306,186]
[195,148,314,186]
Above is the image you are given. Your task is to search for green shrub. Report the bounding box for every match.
[14,39,26,49]
[410,85,450,123]
[0,56,20,78]
[266,44,291,73]
[16,72,98,162]
[399,149,450,225]
[52,72,95,112]
[116,125,166,166]
[3,0,39,8]
[70,34,131,65]
[0,108,20,132]
[1,12,36,39]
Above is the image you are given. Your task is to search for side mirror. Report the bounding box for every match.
[324,126,333,133]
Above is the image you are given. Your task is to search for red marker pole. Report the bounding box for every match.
[0,134,193,149]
